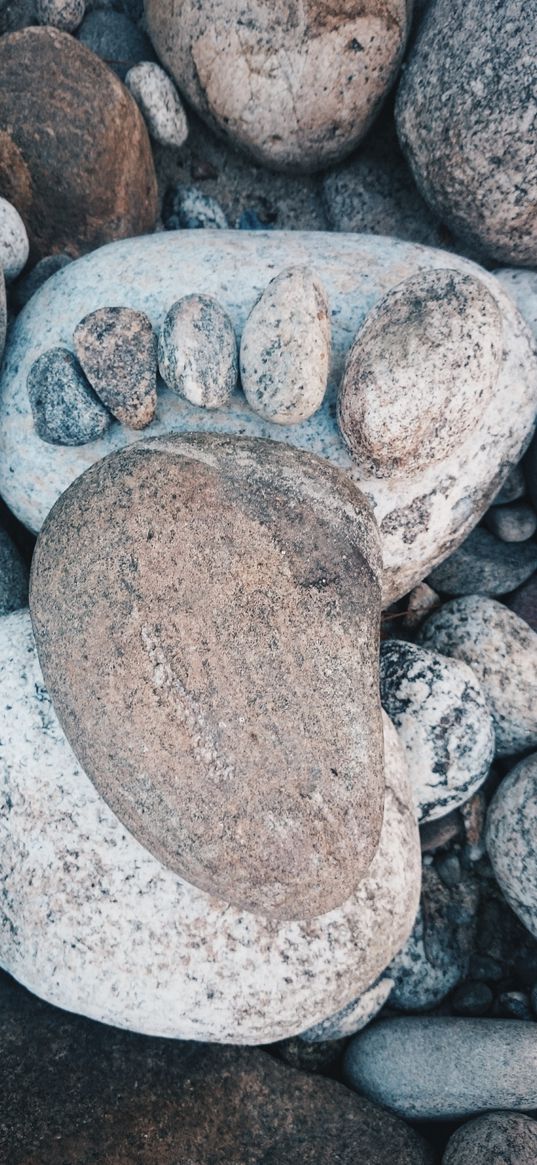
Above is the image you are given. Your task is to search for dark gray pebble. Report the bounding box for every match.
[452,981,493,1016]
[12,253,73,310]
[427,526,537,596]
[27,347,111,445]
[77,9,154,78]
[0,527,29,615]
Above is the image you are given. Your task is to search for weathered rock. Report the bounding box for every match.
[145,0,411,173]
[344,1017,537,1119]
[338,268,502,477]
[27,348,111,445]
[240,267,330,424]
[0,196,29,281]
[419,597,537,757]
[380,639,494,822]
[126,61,188,148]
[0,528,29,615]
[12,253,72,309]
[76,7,155,77]
[30,434,384,920]
[486,754,537,940]
[0,27,157,260]
[427,526,537,596]
[300,975,393,1044]
[158,294,238,408]
[396,0,537,264]
[442,1112,537,1164]
[2,231,536,606]
[37,0,85,30]
[0,612,421,1041]
[484,502,537,543]
[74,306,157,429]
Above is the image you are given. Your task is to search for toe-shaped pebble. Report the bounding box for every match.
[27,347,111,446]
[158,294,238,408]
[74,306,157,430]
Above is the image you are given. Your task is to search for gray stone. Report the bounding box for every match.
[13,253,72,309]
[77,8,154,77]
[240,267,331,424]
[0,196,29,282]
[27,347,111,445]
[484,502,537,543]
[492,462,526,505]
[74,305,157,429]
[344,1017,537,1119]
[419,596,537,757]
[158,294,237,408]
[486,754,537,940]
[163,185,228,229]
[37,0,85,30]
[300,975,393,1044]
[0,0,36,32]
[0,528,29,614]
[380,639,494,823]
[442,1112,537,1165]
[427,526,537,596]
[125,61,188,149]
[451,981,493,1017]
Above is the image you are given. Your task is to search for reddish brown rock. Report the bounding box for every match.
[30,434,384,920]
[0,27,157,260]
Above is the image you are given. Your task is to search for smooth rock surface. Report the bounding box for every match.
[77,7,154,77]
[0,528,29,615]
[74,306,157,429]
[419,597,537,757]
[380,639,494,822]
[27,347,111,445]
[2,231,536,605]
[396,0,537,264]
[158,294,237,408]
[0,196,29,281]
[145,0,410,172]
[428,526,537,596]
[0,611,421,1042]
[443,1112,537,1165]
[486,755,537,940]
[344,1017,537,1119]
[126,61,188,148]
[484,502,537,543]
[30,434,384,920]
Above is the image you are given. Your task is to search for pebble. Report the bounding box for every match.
[493,462,526,505]
[427,526,537,596]
[163,185,229,230]
[76,8,154,78]
[507,574,537,632]
[344,1017,537,1119]
[158,294,238,408]
[337,268,502,477]
[402,582,441,633]
[0,528,29,615]
[469,955,503,983]
[461,791,487,862]
[436,853,461,888]
[396,0,537,264]
[37,0,85,30]
[27,347,111,445]
[125,61,188,149]
[0,197,29,282]
[12,253,72,309]
[495,991,532,1021]
[240,267,331,424]
[419,596,537,757]
[486,753,537,939]
[443,1112,537,1165]
[380,639,494,823]
[0,0,37,32]
[73,306,157,429]
[452,981,493,1017]
[420,810,463,854]
[299,975,393,1043]
[484,502,537,543]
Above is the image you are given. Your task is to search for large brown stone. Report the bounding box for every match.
[30,434,384,920]
[0,27,157,260]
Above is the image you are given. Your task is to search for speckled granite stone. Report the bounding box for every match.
[486,754,537,940]
[443,1112,537,1165]
[1,231,536,606]
[0,610,420,1043]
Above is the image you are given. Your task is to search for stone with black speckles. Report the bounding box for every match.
[418,596,537,757]
[240,267,331,425]
[125,61,188,150]
[163,185,228,230]
[486,753,537,940]
[427,526,537,596]
[27,347,111,445]
[484,502,537,543]
[443,1112,537,1165]
[74,306,157,430]
[37,0,85,31]
[380,639,495,823]
[158,294,237,409]
[396,0,537,265]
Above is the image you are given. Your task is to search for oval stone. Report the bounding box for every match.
[29,433,384,920]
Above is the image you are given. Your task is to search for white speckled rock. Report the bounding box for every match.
[419,597,537,758]
[344,1017,537,1119]
[0,196,29,281]
[486,754,537,940]
[380,640,495,822]
[1,231,536,605]
[37,0,85,31]
[240,267,330,425]
[125,61,188,149]
[0,614,420,1043]
[299,974,394,1044]
[158,294,238,408]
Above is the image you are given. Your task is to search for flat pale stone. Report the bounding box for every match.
[486,754,537,939]
[0,609,421,1043]
[1,230,536,605]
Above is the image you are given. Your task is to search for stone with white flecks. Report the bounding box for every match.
[125,62,188,149]
[158,294,237,408]
[486,753,537,940]
[37,0,85,31]
[0,197,29,282]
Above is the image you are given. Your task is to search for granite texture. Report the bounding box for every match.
[486,754,537,940]
[442,1112,537,1165]
[0,527,29,615]
[74,306,157,429]
[427,526,537,596]
[158,294,238,408]
[1,231,536,606]
[126,61,189,149]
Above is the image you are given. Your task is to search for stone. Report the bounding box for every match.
[0,27,157,260]
[12,253,72,309]
[524,431,537,516]
[76,7,155,77]
[420,810,463,854]
[0,611,421,1041]
[344,1017,537,1120]
[300,975,393,1044]
[1,230,536,607]
[145,0,411,173]
[484,502,537,543]
[30,434,385,920]
[495,991,532,1021]
[492,462,526,505]
[486,754,537,940]
[338,268,502,477]
[0,268,5,362]
[427,526,537,596]
[0,527,29,614]
[27,347,111,445]
[158,294,238,408]
[37,0,85,30]
[0,196,29,282]
[73,306,157,429]
[507,575,537,634]
[126,61,188,149]
[380,640,494,823]
[163,184,229,229]
[396,0,537,265]
[240,267,331,424]
[402,582,441,632]
[442,1112,537,1165]
[418,597,537,757]
[452,981,493,1017]
[0,0,37,31]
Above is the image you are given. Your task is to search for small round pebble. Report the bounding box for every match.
[484,501,537,543]
[74,306,157,429]
[76,8,154,77]
[240,266,331,425]
[125,62,188,149]
[12,253,73,309]
[443,1111,537,1165]
[436,853,462,888]
[452,981,493,1017]
[27,347,111,445]
[428,526,537,596]
[158,294,238,409]
[494,463,526,505]
[0,197,29,282]
[37,0,85,31]
[486,753,537,939]
[162,184,228,230]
